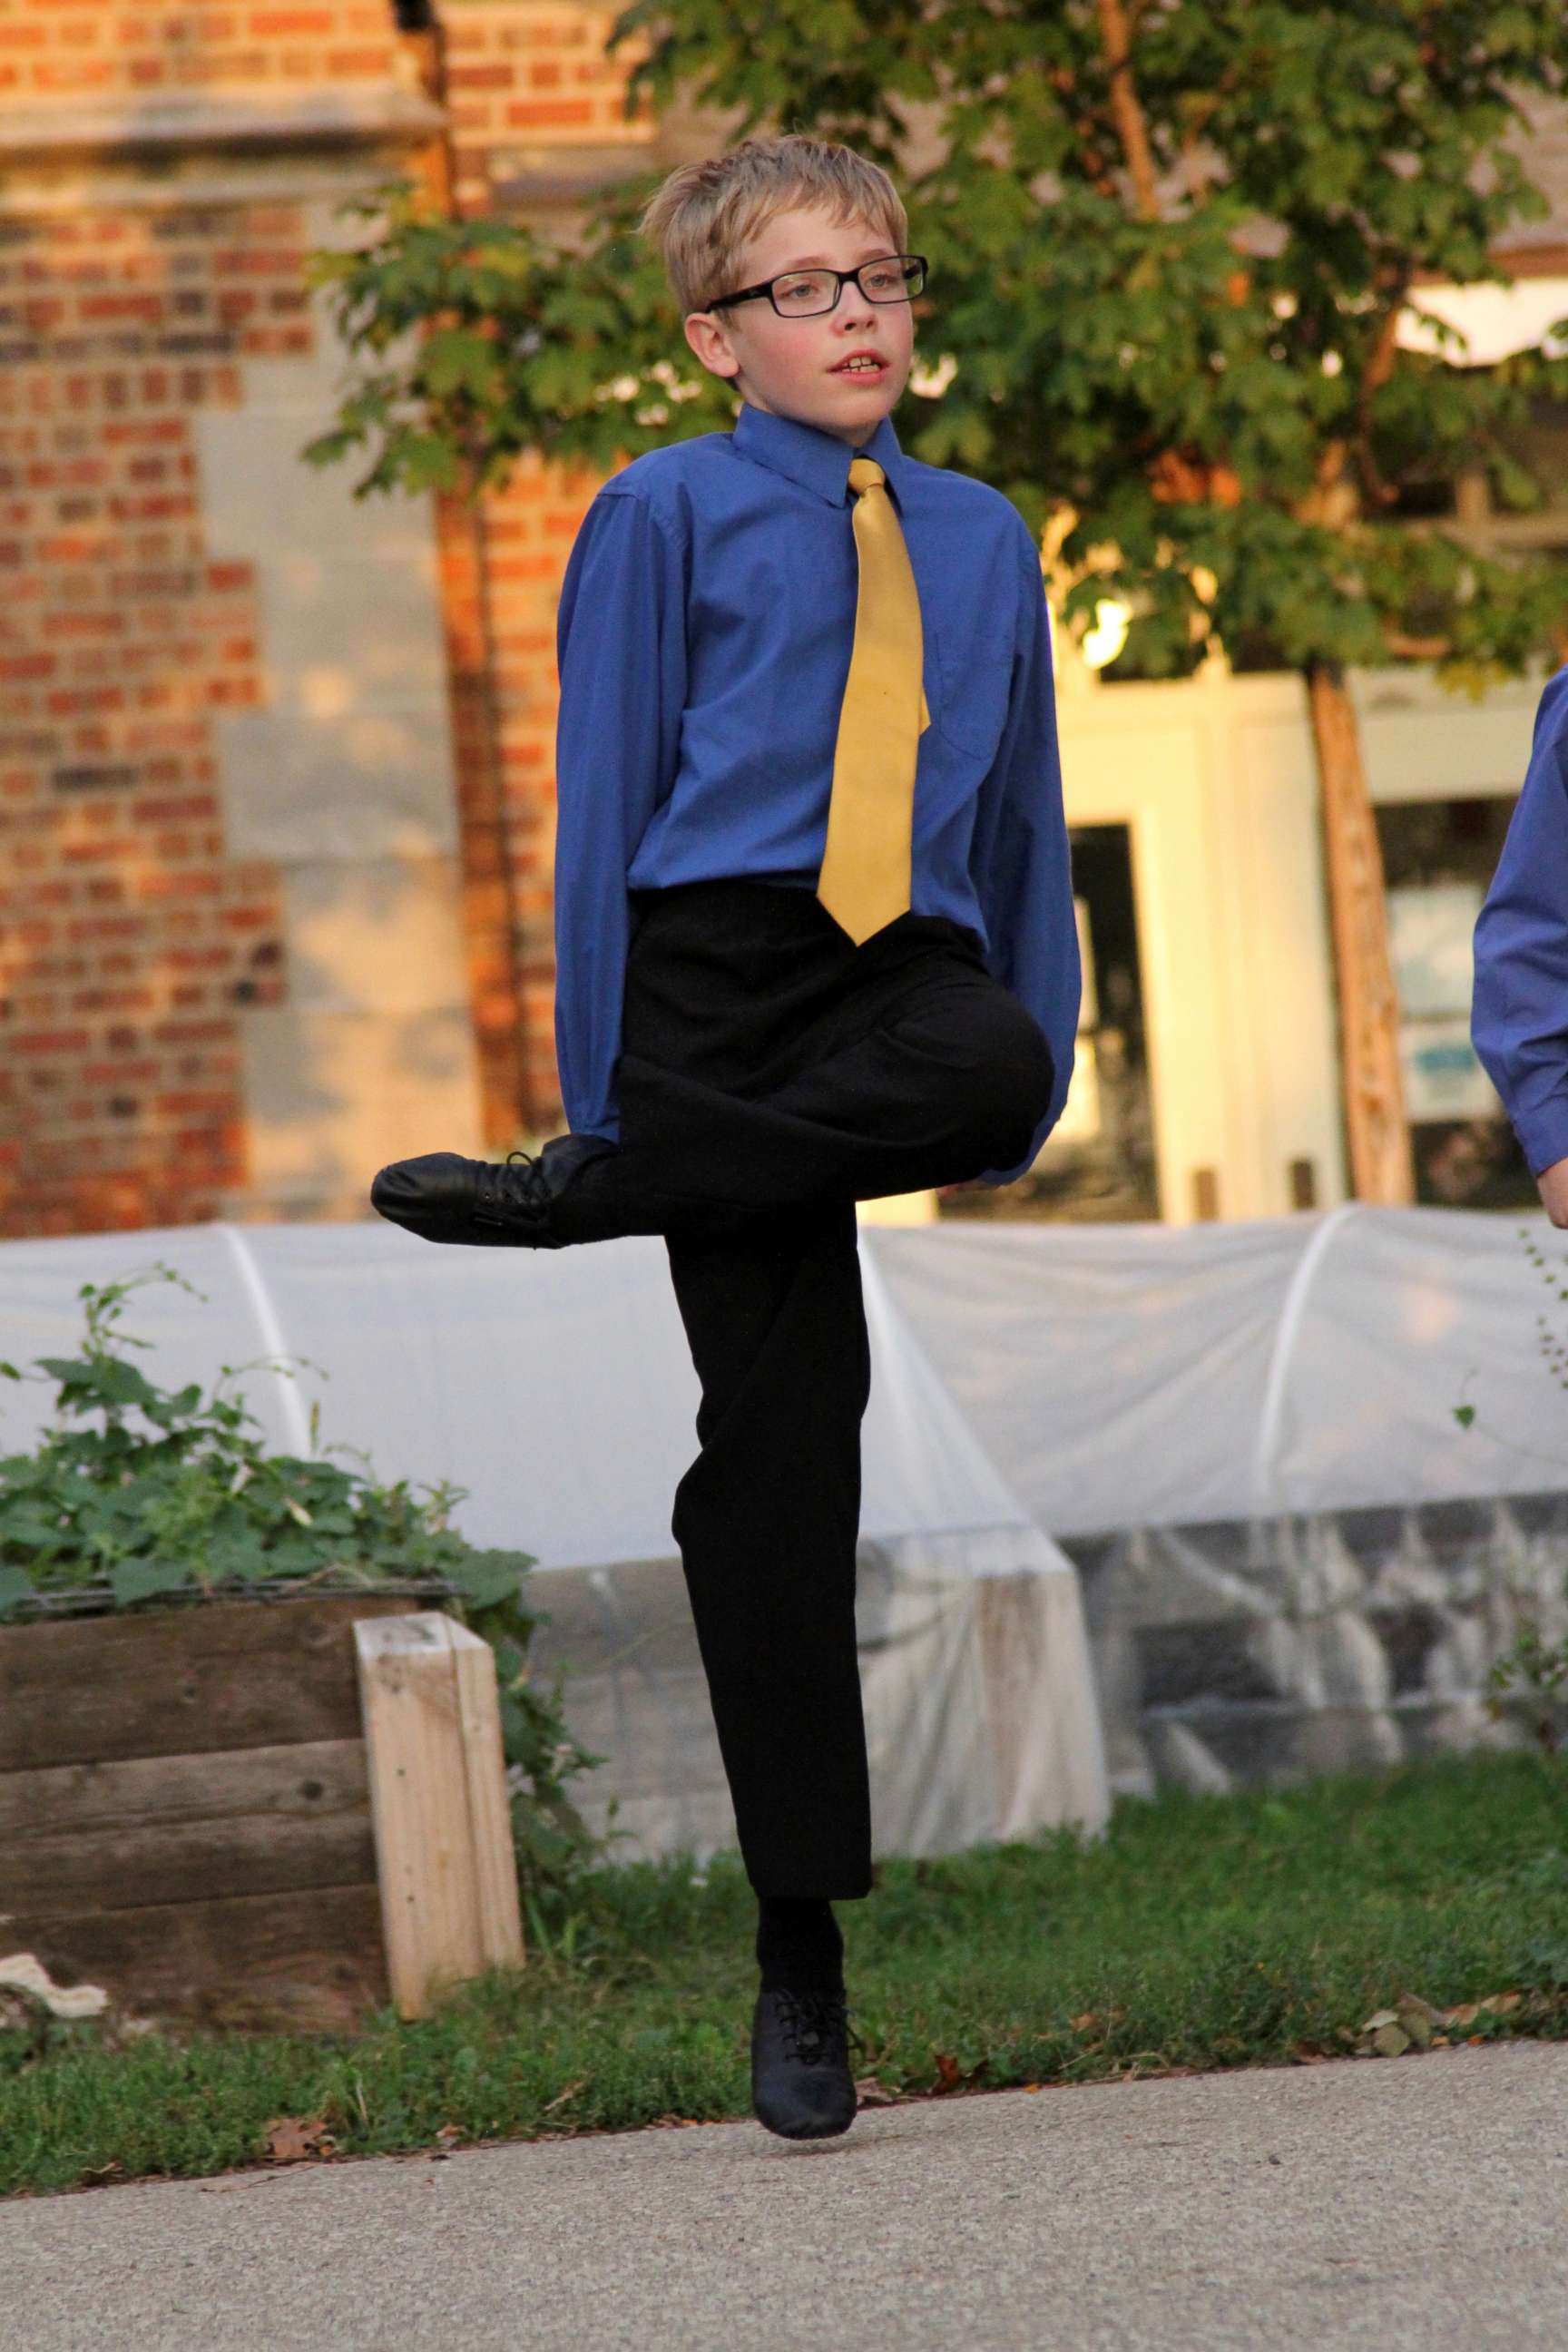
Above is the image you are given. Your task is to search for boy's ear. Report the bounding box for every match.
[683,309,741,384]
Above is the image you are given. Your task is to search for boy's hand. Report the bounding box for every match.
[1538,1157,1568,1228]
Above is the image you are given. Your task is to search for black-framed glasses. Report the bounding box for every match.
[707,253,927,318]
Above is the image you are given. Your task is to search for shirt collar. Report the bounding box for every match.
[732,401,909,508]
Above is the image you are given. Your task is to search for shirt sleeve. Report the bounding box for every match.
[553,487,687,1143]
[1471,668,1568,1178]
[965,534,1083,1187]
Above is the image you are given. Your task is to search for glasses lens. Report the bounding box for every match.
[772,270,838,315]
[769,257,925,314]
[866,257,922,301]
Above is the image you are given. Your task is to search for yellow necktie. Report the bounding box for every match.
[816,456,931,946]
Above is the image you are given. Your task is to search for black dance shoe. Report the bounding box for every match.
[368,1135,615,1249]
[750,1978,860,2141]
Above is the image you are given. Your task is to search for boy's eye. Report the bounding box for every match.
[770,260,910,309]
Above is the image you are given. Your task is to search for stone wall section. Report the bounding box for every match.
[1063,1494,1568,1799]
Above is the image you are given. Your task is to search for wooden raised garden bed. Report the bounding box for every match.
[0,1587,446,2033]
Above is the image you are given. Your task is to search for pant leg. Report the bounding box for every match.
[550,887,1052,1898]
[663,1198,874,1898]
[556,958,1056,1243]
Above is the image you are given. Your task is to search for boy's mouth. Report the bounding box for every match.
[829,355,887,380]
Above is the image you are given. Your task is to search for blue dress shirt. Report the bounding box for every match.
[1473,662,1568,1176]
[553,399,1081,1187]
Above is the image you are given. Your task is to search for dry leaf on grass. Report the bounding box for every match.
[931,2052,989,2092]
[1357,1987,1534,2056]
[261,2114,337,2164]
[853,2075,897,2106]
[1069,2006,1127,2036]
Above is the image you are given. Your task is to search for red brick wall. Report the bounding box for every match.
[0,0,664,1228]
[0,200,311,1236]
[462,450,606,1127]
[432,1,654,1137]
[0,3,404,106]
[441,2,650,213]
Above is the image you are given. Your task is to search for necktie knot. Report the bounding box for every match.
[847,456,886,498]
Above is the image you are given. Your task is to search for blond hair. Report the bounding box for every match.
[637,133,908,320]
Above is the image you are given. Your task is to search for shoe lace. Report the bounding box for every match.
[471,1148,550,1225]
[773,1984,864,2067]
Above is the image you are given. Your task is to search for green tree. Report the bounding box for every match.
[306,0,1568,1202]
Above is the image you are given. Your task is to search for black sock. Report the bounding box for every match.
[544,1141,639,1244]
[755,1895,843,1988]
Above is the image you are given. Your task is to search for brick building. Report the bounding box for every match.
[0,0,727,1236]
[5,10,1568,1238]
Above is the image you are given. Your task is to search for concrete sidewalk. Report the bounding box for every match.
[5,2041,1565,2350]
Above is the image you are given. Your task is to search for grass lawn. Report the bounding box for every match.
[5,1748,1568,2199]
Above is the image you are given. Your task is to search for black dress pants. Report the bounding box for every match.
[563,878,1055,1899]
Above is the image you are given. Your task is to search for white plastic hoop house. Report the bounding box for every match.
[6,1202,1562,1840]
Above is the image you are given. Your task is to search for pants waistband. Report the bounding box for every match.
[627,877,985,966]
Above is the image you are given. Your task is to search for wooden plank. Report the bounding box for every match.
[356,1613,483,2019]
[0,1738,374,1913]
[0,1595,422,1772]
[5,1882,388,2033]
[448,1620,525,1973]
[0,1736,368,1840]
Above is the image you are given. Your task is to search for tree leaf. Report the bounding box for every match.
[0,1564,35,1621]
[110,1559,196,1607]
[446,1549,530,1609]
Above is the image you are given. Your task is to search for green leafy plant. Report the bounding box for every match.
[1485,1613,1568,1758]
[0,1264,609,1898]
[1454,1225,1568,1755]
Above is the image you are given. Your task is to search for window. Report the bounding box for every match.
[1377,796,1536,1209]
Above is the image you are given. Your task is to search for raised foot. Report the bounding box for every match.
[368,1137,615,1249]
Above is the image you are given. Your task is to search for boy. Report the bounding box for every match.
[372,134,1081,2140]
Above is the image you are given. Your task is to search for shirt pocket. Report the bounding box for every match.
[928,622,1014,763]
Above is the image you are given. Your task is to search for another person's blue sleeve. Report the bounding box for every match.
[966,535,1082,1187]
[1472,666,1568,1179]
[553,488,687,1142]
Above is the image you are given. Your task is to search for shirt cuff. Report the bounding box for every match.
[1514,1095,1568,1180]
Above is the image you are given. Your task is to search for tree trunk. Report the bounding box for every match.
[1304,658,1415,1204]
